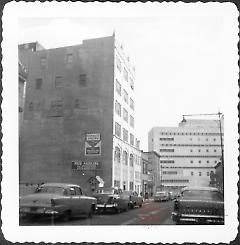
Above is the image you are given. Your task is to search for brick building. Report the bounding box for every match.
[19,35,141,194]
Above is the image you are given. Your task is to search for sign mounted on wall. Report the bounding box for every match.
[85,133,101,156]
[72,161,100,171]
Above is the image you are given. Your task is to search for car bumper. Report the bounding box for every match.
[97,203,118,209]
[172,212,224,224]
[20,207,61,216]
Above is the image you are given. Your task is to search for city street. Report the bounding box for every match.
[19,199,175,226]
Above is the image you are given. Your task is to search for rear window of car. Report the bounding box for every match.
[182,190,223,201]
[36,186,66,195]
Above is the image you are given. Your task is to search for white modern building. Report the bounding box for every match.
[148,119,224,191]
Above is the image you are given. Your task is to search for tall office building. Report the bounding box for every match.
[19,34,141,194]
[148,119,224,191]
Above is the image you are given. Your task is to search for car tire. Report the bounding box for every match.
[62,210,71,222]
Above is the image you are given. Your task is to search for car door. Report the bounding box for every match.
[76,187,89,214]
[69,186,80,215]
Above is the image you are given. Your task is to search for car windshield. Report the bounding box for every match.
[35,186,66,195]
[182,190,223,201]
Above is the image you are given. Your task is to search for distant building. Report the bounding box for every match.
[19,35,141,194]
[141,151,149,195]
[143,151,161,194]
[148,119,224,191]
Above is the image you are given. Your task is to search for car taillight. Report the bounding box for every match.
[174,200,179,211]
[51,199,55,207]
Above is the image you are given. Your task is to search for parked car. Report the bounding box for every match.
[153,191,169,202]
[172,186,224,224]
[122,191,143,208]
[93,187,129,213]
[19,183,97,221]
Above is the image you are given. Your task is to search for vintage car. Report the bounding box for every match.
[122,191,143,208]
[19,183,97,221]
[172,186,224,224]
[153,191,170,202]
[93,187,129,213]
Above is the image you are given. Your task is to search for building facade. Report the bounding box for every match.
[19,35,141,194]
[148,119,224,192]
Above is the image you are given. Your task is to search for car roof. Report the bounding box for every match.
[181,186,219,192]
[41,183,81,188]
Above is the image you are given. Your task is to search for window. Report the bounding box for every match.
[123,108,128,122]
[114,180,120,187]
[129,182,134,190]
[130,77,134,90]
[159,138,174,141]
[206,149,209,152]
[115,79,121,95]
[207,172,210,176]
[191,172,194,176]
[123,151,128,165]
[28,102,34,111]
[190,149,193,152]
[123,128,128,142]
[190,160,193,163]
[40,57,46,68]
[199,172,202,176]
[114,147,121,163]
[123,90,128,104]
[130,133,134,146]
[116,56,121,72]
[19,106,23,113]
[198,149,201,152]
[66,53,73,63]
[190,138,192,141]
[79,74,86,86]
[55,76,63,89]
[214,149,217,152]
[206,138,208,141]
[130,115,134,128]
[115,122,121,138]
[130,98,134,110]
[198,160,201,163]
[123,67,128,82]
[75,187,82,195]
[207,160,209,163]
[129,154,134,167]
[213,138,216,141]
[160,160,175,163]
[36,78,42,90]
[115,100,121,116]
[75,99,79,108]
[50,100,63,117]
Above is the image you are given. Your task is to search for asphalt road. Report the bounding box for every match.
[19,199,175,226]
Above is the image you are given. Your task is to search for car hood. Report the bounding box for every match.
[19,193,63,206]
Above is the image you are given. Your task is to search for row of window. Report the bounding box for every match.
[115,122,135,145]
[115,79,134,110]
[159,144,221,147]
[159,138,174,141]
[162,171,177,175]
[159,132,222,136]
[116,55,134,90]
[115,100,134,127]
[160,160,175,163]
[34,74,87,91]
[160,159,218,164]
[159,149,174,152]
[160,155,221,158]
[114,147,141,166]
[160,149,218,153]
[191,171,210,176]
[161,179,189,183]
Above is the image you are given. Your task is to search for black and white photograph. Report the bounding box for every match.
[2,1,239,243]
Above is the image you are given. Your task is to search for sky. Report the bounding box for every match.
[17,3,237,151]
